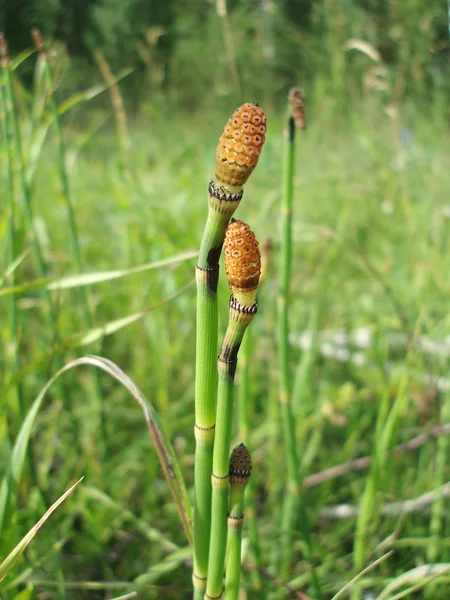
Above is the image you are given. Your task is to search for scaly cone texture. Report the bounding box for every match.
[224,219,261,307]
[229,443,252,488]
[215,103,266,187]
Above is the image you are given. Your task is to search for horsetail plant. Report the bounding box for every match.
[193,104,266,600]
[275,88,322,598]
[205,219,261,600]
[225,443,252,600]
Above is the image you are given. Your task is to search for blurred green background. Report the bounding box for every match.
[1,1,450,599]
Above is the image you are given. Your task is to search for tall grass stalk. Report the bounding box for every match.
[276,100,321,597]
[351,374,409,600]
[1,43,24,419]
[32,30,107,452]
[0,35,57,330]
[206,219,260,600]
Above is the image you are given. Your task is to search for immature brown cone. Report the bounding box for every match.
[216,102,266,187]
[229,443,252,488]
[288,87,306,130]
[224,219,261,306]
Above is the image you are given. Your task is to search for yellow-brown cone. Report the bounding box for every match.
[216,103,266,187]
[224,219,261,306]
[229,443,252,488]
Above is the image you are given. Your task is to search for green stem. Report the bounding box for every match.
[225,485,246,600]
[205,299,256,600]
[237,330,264,594]
[193,181,242,599]
[276,116,322,598]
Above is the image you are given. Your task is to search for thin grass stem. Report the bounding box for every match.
[32,30,108,454]
[1,50,24,418]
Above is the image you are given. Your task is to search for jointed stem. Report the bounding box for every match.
[193,183,242,599]
[225,444,252,600]
[238,331,264,593]
[206,300,256,599]
[276,116,322,597]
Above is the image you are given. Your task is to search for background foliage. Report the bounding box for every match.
[1,1,450,599]
[2,0,449,108]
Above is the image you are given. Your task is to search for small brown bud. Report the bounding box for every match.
[216,103,266,187]
[229,443,252,488]
[288,87,306,130]
[224,219,261,306]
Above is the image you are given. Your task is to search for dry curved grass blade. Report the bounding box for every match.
[331,551,392,600]
[76,356,193,545]
[0,356,193,548]
[376,563,450,600]
[0,479,82,583]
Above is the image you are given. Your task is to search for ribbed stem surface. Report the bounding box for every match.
[206,301,255,599]
[193,188,241,598]
[225,486,245,600]
[276,117,322,598]
[237,332,263,593]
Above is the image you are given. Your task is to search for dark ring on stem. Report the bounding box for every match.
[196,264,219,272]
[229,296,258,314]
[205,594,223,600]
[195,423,215,431]
[227,514,244,520]
[212,472,229,480]
[208,179,243,202]
[193,573,207,582]
[217,356,237,365]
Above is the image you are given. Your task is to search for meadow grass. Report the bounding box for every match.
[1,56,450,599]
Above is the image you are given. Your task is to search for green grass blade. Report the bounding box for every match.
[54,69,133,118]
[0,479,82,583]
[0,355,193,549]
[0,250,197,297]
[3,281,194,393]
[9,49,37,71]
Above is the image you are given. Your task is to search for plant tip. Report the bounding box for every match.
[224,220,261,306]
[216,103,267,187]
[229,444,252,487]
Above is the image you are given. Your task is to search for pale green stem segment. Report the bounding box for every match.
[276,117,322,598]
[237,332,264,593]
[225,485,246,600]
[205,300,256,600]
[193,183,242,600]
